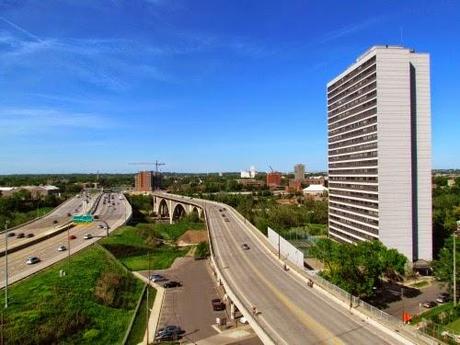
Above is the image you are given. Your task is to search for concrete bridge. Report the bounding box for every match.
[153,194,203,223]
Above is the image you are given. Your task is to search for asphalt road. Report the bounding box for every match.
[0,193,130,288]
[156,194,410,345]
[0,193,99,252]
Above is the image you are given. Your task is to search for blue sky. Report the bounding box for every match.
[0,0,459,174]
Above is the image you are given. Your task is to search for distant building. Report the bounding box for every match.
[303,184,328,196]
[135,171,154,192]
[294,164,305,182]
[237,179,265,188]
[267,172,282,189]
[286,179,302,193]
[305,176,326,186]
[241,166,257,178]
[0,185,60,198]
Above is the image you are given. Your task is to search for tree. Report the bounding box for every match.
[433,236,459,295]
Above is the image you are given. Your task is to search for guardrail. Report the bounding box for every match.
[0,221,75,258]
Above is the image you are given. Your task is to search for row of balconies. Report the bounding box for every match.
[328,81,377,112]
[330,209,379,227]
[328,98,377,125]
[329,124,377,144]
[328,182,378,192]
[329,188,378,201]
[328,159,378,170]
[330,214,379,233]
[329,114,377,138]
[329,133,377,150]
[328,90,377,118]
[327,56,376,96]
[329,150,377,162]
[329,107,377,131]
[329,141,377,157]
[329,195,378,209]
[329,221,378,241]
[328,73,376,106]
[330,201,379,219]
[328,176,378,185]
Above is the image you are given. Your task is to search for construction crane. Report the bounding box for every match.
[128,160,165,190]
[268,165,274,173]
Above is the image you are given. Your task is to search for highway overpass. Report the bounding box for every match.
[153,193,433,345]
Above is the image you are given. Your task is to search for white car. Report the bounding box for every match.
[83,233,93,240]
[57,245,67,252]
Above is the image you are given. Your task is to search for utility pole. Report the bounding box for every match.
[454,220,460,306]
[146,251,151,344]
[4,221,9,309]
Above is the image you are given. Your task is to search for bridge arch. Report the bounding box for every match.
[158,199,170,218]
[172,203,187,221]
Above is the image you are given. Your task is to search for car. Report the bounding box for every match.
[423,301,437,308]
[225,218,230,222]
[83,233,93,240]
[157,325,182,335]
[98,224,104,229]
[155,331,180,341]
[436,293,450,304]
[67,212,72,217]
[69,235,77,240]
[57,245,67,252]
[26,233,34,238]
[149,274,167,282]
[241,243,250,250]
[7,232,15,237]
[163,281,181,288]
[26,256,40,265]
[211,298,226,311]
[53,220,59,224]
[16,233,25,239]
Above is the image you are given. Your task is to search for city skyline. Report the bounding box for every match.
[0,1,459,173]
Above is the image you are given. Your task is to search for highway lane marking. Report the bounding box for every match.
[218,209,345,345]
[207,210,288,345]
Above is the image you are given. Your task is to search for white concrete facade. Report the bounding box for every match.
[327,45,432,261]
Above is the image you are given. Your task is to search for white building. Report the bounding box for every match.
[327,45,432,261]
[303,184,328,195]
[241,166,257,179]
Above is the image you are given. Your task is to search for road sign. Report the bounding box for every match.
[72,214,94,223]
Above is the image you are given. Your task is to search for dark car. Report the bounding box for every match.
[7,232,15,237]
[163,281,181,288]
[211,298,226,311]
[423,301,437,308]
[69,235,77,240]
[67,212,72,217]
[155,325,182,341]
[26,233,34,238]
[156,325,182,336]
[16,233,25,239]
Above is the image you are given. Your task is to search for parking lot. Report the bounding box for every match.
[142,256,225,343]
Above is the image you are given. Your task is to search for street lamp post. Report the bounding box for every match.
[4,221,9,309]
[454,220,460,306]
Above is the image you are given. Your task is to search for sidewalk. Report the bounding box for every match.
[132,272,165,345]
[185,326,259,345]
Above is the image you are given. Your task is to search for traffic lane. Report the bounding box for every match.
[212,207,403,345]
[1,194,111,252]
[225,211,396,345]
[0,199,126,286]
[209,211,324,345]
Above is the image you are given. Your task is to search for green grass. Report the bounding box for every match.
[120,247,189,271]
[411,280,430,288]
[100,221,193,271]
[447,318,460,332]
[9,207,54,227]
[126,286,156,345]
[3,246,144,345]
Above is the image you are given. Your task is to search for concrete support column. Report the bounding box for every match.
[168,200,173,224]
[230,301,236,320]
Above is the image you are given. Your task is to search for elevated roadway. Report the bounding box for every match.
[153,193,415,345]
[0,193,131,288]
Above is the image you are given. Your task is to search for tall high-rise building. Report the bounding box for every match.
[135,171,154,192]
[294,164,305,182]
[327,46,432,261]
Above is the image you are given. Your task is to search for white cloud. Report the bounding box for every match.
[0,108,113,135]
